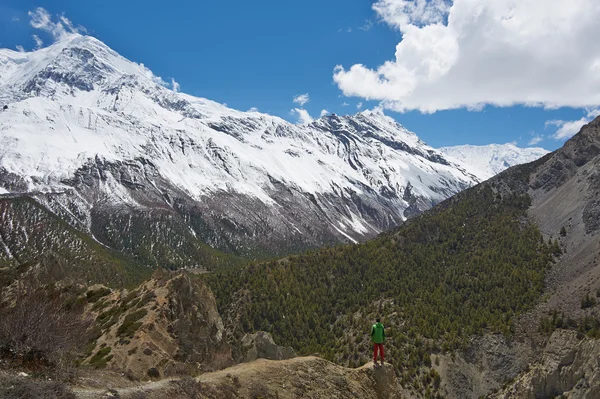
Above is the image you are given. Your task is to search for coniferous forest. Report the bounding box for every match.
[204,183,557,392]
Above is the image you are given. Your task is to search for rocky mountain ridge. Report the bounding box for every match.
[432,116,600,398]
[0,34,485,263]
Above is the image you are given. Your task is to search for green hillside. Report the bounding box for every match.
[0,197,150,288]
[0,196,242,289]
[205,182,557,393]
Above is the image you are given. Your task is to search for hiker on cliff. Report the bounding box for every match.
[371,318,385,367]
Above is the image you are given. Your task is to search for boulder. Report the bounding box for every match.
[241,331,296,362]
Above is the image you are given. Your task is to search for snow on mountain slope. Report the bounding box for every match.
[0,34,480,261]
[439,143,550,181]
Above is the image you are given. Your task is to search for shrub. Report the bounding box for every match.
[169,376,202,397]
[86,287,112,303]
[0,374,76,399]
[89,347,113,369]
[0,278,92,374]
[581,293,596,309]
[117,309,148,337]
[125,390,149,399]
[560,226,567,237]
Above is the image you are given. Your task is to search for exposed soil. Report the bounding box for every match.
[70,356,402,399]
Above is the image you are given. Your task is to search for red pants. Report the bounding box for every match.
[373,343,384,363]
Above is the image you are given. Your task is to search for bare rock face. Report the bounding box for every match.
[433,334,535,399]
[84,271,232,381]
[240,331,296,362]
[492,330,600,399]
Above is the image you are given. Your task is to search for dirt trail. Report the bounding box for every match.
[72,356,402,399]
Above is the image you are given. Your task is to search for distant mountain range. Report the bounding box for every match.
[440,143,550,180]
[0,34,546,267]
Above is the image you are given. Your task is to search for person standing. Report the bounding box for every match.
[371,318,385,367]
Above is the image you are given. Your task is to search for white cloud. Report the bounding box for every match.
[334,0,600,113]
[356,102,363,109]
[548,119,588,140]
[360,20,374,31]
[293,93,310,106]
[547,109,600,140]
[15,45,25,53]
[59,15,86,34]
[248,107,260,112]
[341,102,349,107]
[586,108,600,119]
[320,109,329,117]
[12,16,20,22]
[171,78,180,92]
[28,7,84,41]
[291,108,314,125]
[373,0,451,28]
[32,34,43,49]
[528,134,544,145]
[131,62,167,87]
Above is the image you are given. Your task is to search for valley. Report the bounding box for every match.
[1,32,598,399]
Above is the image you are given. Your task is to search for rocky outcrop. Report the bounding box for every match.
[71,357,403,399]
[240,331,296,362]
[433,334,535,399]
[492,330,600,398]
[84,271,232,381]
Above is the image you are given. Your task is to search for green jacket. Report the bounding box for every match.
[371,322,385,344]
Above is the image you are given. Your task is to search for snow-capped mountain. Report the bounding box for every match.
[439,143,550,181]
[0,34,480,264]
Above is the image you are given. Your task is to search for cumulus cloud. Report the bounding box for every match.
[32,34,43,49]
[28,7,84,41]
[356,102,363,109]
[15,45,25,53]
[320,109,329,117]
[373,0,451,28]
[293,93,310,106]
[171,78,180,92]
[547,109,600,140]
[291,108,314,125]
[248,107,260,112]
[334,0,600,113]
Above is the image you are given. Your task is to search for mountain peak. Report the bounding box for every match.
[0,34,166,105]
[0,35,483,253]
[311,108,422,150]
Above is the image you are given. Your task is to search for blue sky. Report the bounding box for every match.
[1,0,599,150]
